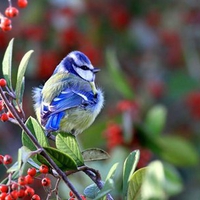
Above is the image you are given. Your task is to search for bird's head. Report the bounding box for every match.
[54,51,100,94]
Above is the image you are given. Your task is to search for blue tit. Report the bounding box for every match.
[33,51,104,136]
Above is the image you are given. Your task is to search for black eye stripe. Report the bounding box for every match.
[80,65,90,70]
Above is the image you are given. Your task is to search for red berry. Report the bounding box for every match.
[39,164,49,174]
[17,0,28,8]
[27,167,37,177]
[18,176,26,186]
[0,184,8,193]
[0,192,7,200]
[3,155,12,165]
[1,18,11,27]
[69,191,75,197]
[1,113,9,122]
[41,177,51,187]
[11,183,18,191]
[0,155,4,164]
[11,190,18,199]
[0,79,7,87]
[1,24,12,32]
[31,194,40,200]
[5,7,19,18]
[5,195,13,200]
[25,175,34,184]
[17,189,25,198]
[25,187,35,197]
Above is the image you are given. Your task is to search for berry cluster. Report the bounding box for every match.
[0,0,28,32]
[0,79,15,122]
[0,158,52,200]
[68,191,86,200]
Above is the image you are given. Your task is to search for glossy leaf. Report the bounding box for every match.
[2,38,14,88]
[127,168,146,200]
[106,49,134,99]
[145,105,167,137]
[15,50,34,103]
[82,148,110,162]
[56,132,84,167]
[156,135,199,166]
[22,117,49,150]
[123,150,140,198]
[106,162,119,181]
[141,161,166,200]
[37,146,77,170]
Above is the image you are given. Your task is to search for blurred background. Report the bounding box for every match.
[0,0,200,199]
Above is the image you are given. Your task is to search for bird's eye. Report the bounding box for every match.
[80,65,89,70]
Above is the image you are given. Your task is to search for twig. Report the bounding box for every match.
[0,87,82,200]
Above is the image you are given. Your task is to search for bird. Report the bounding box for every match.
[33,51,104,136]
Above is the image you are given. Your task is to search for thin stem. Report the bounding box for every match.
[0,87,82,200]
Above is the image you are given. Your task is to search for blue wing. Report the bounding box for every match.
[41,87,95,132]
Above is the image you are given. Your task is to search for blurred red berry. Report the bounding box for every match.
[1,17,11,27]
[0,184,8,193]
[25,187,35,197]
[31,194,41,200]
[69,191,75,197]
[186,91,200,119]
[39,164,49,174]
[41,177,51,187]
[104,123,123,150]
[5,7,19,18]
[0,192,7,200]
[11,183,18,191]
[3,155,12,165]
[1,24,12,32]
[0,79,7,87]
[18,176,27,186]
[5,194,13,200]
[27,167,37,177]
[25,175,34,184]
[17,0,28,8]
[0,155,4,164]
[109,5,131,30]
[1,113,9,122]
[17,189,25,198]
[11,190,18,199]
[137,148,152,169]
[7,111,14,119]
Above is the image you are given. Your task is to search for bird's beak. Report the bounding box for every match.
[90,81,97,95]
[93,68,100,73]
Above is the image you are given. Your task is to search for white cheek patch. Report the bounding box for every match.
[76,68,93,82]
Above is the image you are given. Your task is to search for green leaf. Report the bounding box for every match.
[106,163,119,181]
[22,117,49,150]
[56,132,84,167]
[127,167,146,200]
[15,50,34,103]
[106,49,134,99]
[163,162,183,196]
[155,135,199,166]
[37,147,77,170]
[82,148,110,162]
[84,184,101,199]
[123,150,140,198]
[167,70,199,99]
[2,38,14,88]
[141,161,166,200]
[94,179,114,200]
[145,105,167,137]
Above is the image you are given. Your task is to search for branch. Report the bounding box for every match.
[0,86,82,200]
